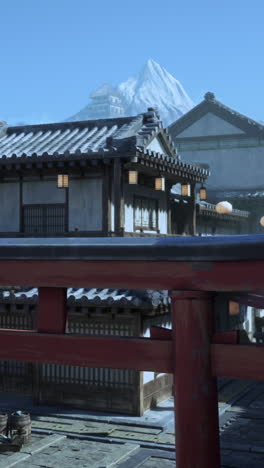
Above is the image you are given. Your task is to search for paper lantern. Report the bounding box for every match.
[215,201,233,214]
[128,171,138,185]
[57,174,69,188]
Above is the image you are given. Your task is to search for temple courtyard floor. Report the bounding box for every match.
[0,378,264,467]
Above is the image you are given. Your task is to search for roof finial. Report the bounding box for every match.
[204,92,215,101]
[145,107,160,123]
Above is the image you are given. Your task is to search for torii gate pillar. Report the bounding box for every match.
[170,291,221,468]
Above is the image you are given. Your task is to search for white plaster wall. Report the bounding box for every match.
[111,202,115,232]
[69,178,102,231]
[178,146,264,190]
[0,182,20,231]
[146,137,170,156]
[177,113,245,138]
[23,180,65,204]
[124,184,167,234]
[244,306,256,340]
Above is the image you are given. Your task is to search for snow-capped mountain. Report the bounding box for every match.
[67,59,194,126]
[117,59,194,126]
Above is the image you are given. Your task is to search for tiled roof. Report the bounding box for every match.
[135,147,209,182]
[0,116,139,158]
[0,109,210,182]
[0,287,170,309]
[212,190,264,199]
[0,110,166,159]
[168,92,264,139]
[238,191,264,199]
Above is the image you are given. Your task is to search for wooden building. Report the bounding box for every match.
[0,108,250,414]
[195,201,249,235]
[0,108,208,238]
[0,287,171,415]
[169,92,264,232]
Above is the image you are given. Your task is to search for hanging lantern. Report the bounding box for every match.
[155,177,165,191]
[128,170,138,185]
[215,201,232,214]
[181,183,191,197]
[57,174,69,188]
[199,185,207,201]
[260,217,264,227]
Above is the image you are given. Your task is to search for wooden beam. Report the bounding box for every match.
[233,293,264,309]
[211,343,264,380]
[211,331,239,344]
[0,331,173,373]
[1,259,264,291]
[150,327,172,340]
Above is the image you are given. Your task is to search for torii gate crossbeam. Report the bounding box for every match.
[0,235,264,468]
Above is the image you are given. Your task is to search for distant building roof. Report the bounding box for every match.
[169,92,264,139]
[0,287,170,310]
[211,190,264,199]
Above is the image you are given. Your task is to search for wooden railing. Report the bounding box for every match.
[0,235,264,468]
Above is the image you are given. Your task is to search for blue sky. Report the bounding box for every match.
[0,0,263,125]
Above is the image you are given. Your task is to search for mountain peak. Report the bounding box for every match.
[141,58,167,78]
[117,60,194,126]
[66,60,194,126]
[145,58,161,69]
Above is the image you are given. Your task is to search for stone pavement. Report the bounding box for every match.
[1,378,264,467]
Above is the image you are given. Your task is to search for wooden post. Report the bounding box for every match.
[19,176,23,233]
[65,187,69,233]
[113,158,124,236]
[170,291,220,468]
[102,165,111,235]
[37,287,67,333]
[34,287,67,404]
[189,183,196,235]
[166,181,173,234]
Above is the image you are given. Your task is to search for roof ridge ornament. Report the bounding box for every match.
[143,107,161,124]
[204,92,215,101]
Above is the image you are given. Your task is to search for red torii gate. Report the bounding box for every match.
[0,235,264,468]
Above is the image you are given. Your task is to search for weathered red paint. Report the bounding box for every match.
[0,259,264,291]
[1,329,258,380]
[234,293,264,309]
[150,328,239,344]
[170,291,221,468]
[0,330,173,373]
[38,287,67,333]
[0,251,264,468]
[212,331,239,344]
[211,343,264,380]
[150,327,172,340]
